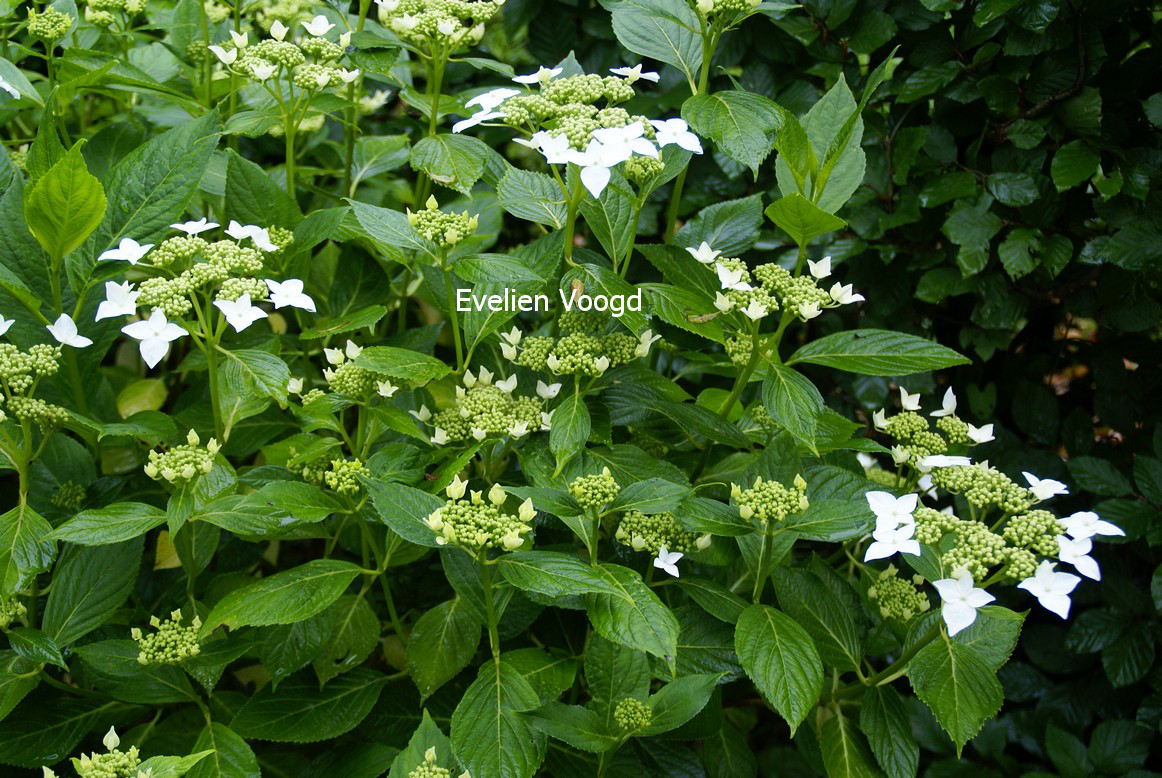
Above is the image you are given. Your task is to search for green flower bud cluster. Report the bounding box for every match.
[929,463,1033,514]
[218,276,270,303]
[84,0,145,28]
[0,342,62,393]
[300,37,343,61]
[323,459,370,496]
[696,0,760,22]
[426,480,535,551]
[51,480,87,512]
[733,475,808,526]
[569,468,620,511]
[1003,546,1038,581]
[138,231,279,317]
[866,467,900,489]
[28,7,74,41]
[751,262,831,320]
[255,0,313,30]
[203,0,231,23]
[292,62,342,90]
[500,74,648,150]
[7,396,69,435]
[559,309,608,335]
[513,331,637,377]
[242,39,306,71]
[623,154,665,185]
[749,403,778,433]
[630,432,668,457]
[941,519,1007,580]
[0,596,26,628]
[144,429,219,485]
[1002,510,1063,556]
[408,747,452,778]
[8,144,29,172]
[867,564,930,621]
[615,510,704,554]
[379,0,501,51]
[326,362,378,398]
[913,506,957,544]
[132,610,202,664]
[407,196,478,247]
[429,385,543,442]
[137,275,195,318]
[73,742,141,778]
[881,412,950,463]
[613,697,651,731]
[714,257,779,314]
[724,333,755,367]
[936,415,970,445]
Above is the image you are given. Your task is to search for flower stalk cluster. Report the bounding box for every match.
[143,429,219,485]
[132,610,202,664]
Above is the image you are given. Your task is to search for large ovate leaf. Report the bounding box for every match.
[230,668,387,742]
[908,638,1003,754]
[734,604,822,735]
[787,329,970,375]
[451,660,546,778]
[202,560,363,633]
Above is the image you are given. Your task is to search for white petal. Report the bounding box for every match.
[138,337,170,368]
[942,602,978,636]
[579,165,611,198]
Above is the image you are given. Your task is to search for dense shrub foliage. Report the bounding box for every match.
[0,0,1159,776]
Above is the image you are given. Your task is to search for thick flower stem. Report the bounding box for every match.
[663,32,717,244]
[480,557,501,663]
[563,172,584,266]
[825,622,942,702]
[751,525,773,603]
[588,507,602,566]
[443,266,464,372]
[285,125,297,199]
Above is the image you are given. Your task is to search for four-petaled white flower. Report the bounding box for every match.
[512,66,561,85]
[536,380,561,400]
[829,282,864,305]
[324,347,345,366]
[121,309,187,368]
[714,292,734,312]
[891,446,910,465]
[899,387,921,411]
[1060,511,1124,540]
[270,20,289,41]
[594,356,610,375]
[967,423,994,444]
[863,523,921,561]
[336,68,361,84]
[798,302,821,320]
[1017,560,1080,618]
[208,45,237,66]
[437,19,457,36]
[265,278,316,312]
[453,87,521,132]
[95,281,139,321]
[411,405,431,422]
[807,256,831,279]
[0,313,12,337]
[540,411,553,430]
[288,377,304,394]
[610,64,660,83]
[653,545,683,577]
[500,327,522,346]
[741,300,768,321]
[301,15,335,36]
[377,380,397,398]
[99,237,153,264]
[872,408,888,430]
[214,294,268,332]
[686,242,720,264]
[715,263,751,292]
[171,218,218,235]
[1023,472,1068,501]
[495,375,518,393]
[507,420,529,438]
[650,118,703,153]
[635,329,662,357]
[930,387,957,418]
[47,313,93,348]
[933,567,994,636]
[345,340,362,360]
[1057,535,1100,580]
[226,220,278,251]
[866,491,918,529]
[431,427,449,445]
[477,365,494,385]
[546,354,561,373]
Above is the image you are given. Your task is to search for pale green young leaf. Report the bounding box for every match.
[23,142,106,262]
[763,192,846,247]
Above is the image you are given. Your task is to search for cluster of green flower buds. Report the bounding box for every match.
[505,311,641,378]
[914,505,1045,582]
[67,727,140,778]
[866,564,931,621]
[615,511,709,554]
[0,596,26,629]
[7,396,70,435]
[51,480,87,512]
[425,477,535,552]
[323,459,370,496]
[421,367,544,444]
[378,0,503,52]
[569,467,620,511]
[0,342,62,392]
[694,0,761,23]
[613,697,652,731]
[929,463,1034,515]
[500,74,646,150]
[1002,510,1064,556]
[255,0,315,31]
[407,196,478,247]
[84,0,146,28]
[407,747,455,778]
[144,429,219,485]
[132,610,202,665]
[732,475,809,527]
[28,6,74,41]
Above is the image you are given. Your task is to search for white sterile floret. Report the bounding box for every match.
[650,118,703,153]
[477,365,493,385]
[1056,535,1100,580]
[967,423,994,444]
[829,282,864,305]
[798,302,821,320]
[229,30,248,48]
[377,380,397,398]
[866,491,917,529]
[1060,510,1124,540]
[471,427,487,440]
[0,313,12,337]
[446,474,468,500]
[251,62,276,81]
[208,45,237,65]
[171,218,218,235]
[1017,560,1080,618]
[302,14,335,36]
[536,380,561,400]
[121,309,187,368]
[807,256,831,279]
[103,726,120,751]
[713,292,733,312]
[686,242,720,264]
[594,356,610,375]
[47,313,93,348]
[872,408,888,430]
[512,66,561,84]
[270,20,289,40]
[96,281,139,321]
[653,545,683,577]
[540,411,552,430]
[930,387,957,417]
[519,498,536,522]
[863,523,921,561]
[495,375,517,393]
[431,427,449,445]
[899,386,921,411]
[411,404,432,422]
[265,278,316,312]
[214,294,267,332]
[917,454,972,471]
[288,377,304,394]
[345,340,362,360]
[226,220,278,251]
[933,567,994,636]
[741,300,768,320]
[891,446,910,465]
[610,64,659,82]
[716,263,751,291]
[1023,472,1068,501]
[99,237,153,264]
[635,329,661,357]
[500,327,522,345]
[507,420,529,438]
[324,348,345,365]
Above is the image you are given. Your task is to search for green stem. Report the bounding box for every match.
[285,124,297,199]
[826,622,942,702]
[563,171,584,265]
[619,204,642,278]
[588,507,601,566]
[480,557,500,663]
[442,266,464,372]
[663,32,716,244]
[751,525,773,603]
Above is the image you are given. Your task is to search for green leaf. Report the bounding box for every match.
[6,628,66,669]
[312,594,381,685]
[504,648,577,704]
[683,91,781,176]
[675,578,750,624]
[987,172,1038,207]
[230,668,387,742]
[42,538,142,646]
[771,567,862,671]
[584,564,680,662]
[859,686,918,778]
[349,134,410,190]
[585,633,650,729]
[0,652,40,724]
[410,134,489,194]
[347,198,438,262]
[498,551,627,598]
[523,703,620,753]
[23,142,106,261]
[390,710,455,777]
[73,639,198,704]
[603,0,702,90]
[787,329,969,375]
[764,192,846,246]
[353,345,452,384]
[675,194,764,257]
[363,478,446,547]
[908,638,1003,753]
[1068,456,1132,496]
[406,598,482,698]
[496,168,567,229]
[218,348,290,404]
[762,363,824,453]
[0,58,43,106]
[0,504,55,597]
[673,495,752,538]
[202,559,363,633]
[136,752,215,778]
[451,660,546,778]
[550,386,591,473]
[50,502,165,545]
[225,148,301,228]
[579,171,637,265]
[605,478,692,515]
[0,694,109,769]
[820,711,883,778]
[239,481,342,522]
[640,673,721,736]
[734,604,823,735]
